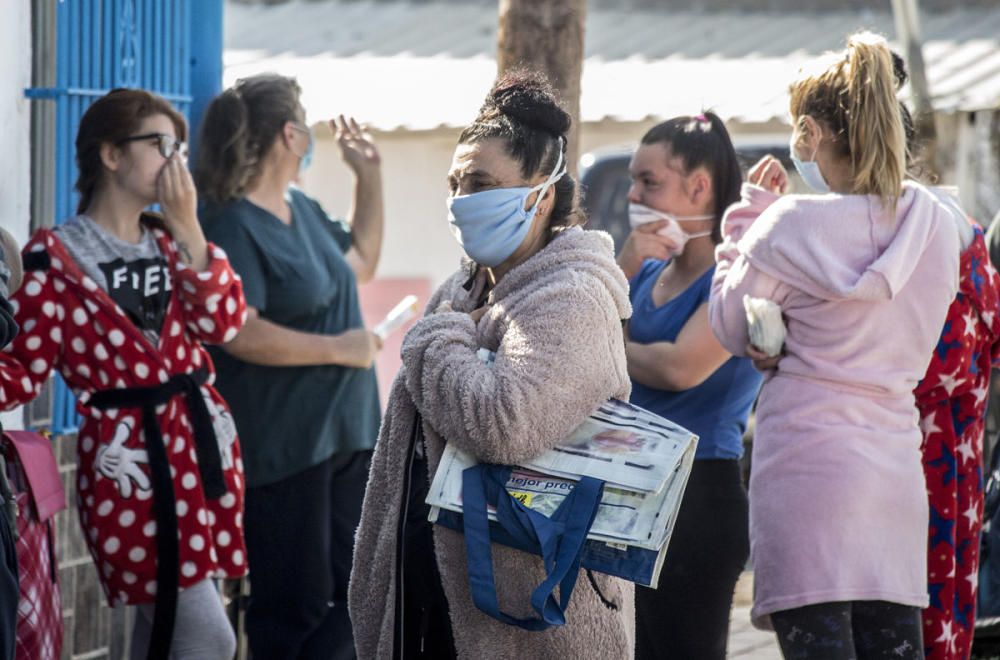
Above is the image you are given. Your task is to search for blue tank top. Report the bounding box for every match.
[628,260,762,460]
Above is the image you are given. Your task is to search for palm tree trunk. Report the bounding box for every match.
[497,0,587,178]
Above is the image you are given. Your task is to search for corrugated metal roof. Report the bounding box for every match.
[224,1,1000,131]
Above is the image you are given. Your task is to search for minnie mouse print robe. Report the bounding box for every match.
[0,220,248,606]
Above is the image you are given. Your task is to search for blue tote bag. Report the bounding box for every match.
[460,464,605,631]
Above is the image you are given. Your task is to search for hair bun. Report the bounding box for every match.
[481,69,571,137]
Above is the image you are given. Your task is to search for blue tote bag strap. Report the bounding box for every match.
[461,464,605,630]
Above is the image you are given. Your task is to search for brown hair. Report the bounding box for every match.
[194,74,303,204]
[459,69,582,231]
[640,112,743,243]
[75,88,187,214]
[789,31,906,209]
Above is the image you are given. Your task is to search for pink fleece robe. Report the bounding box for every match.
[709,182,961,628]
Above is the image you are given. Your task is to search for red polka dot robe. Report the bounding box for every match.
[915,225,1000,659]
[0,222,249,606]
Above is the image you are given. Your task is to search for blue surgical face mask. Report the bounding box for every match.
[789,133,829,193]
[299,128,315,173]
[446,147,566,267]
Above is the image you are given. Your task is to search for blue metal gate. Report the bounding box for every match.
[23,0,216,434]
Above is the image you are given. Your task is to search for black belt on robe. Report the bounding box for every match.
[89,366,227,660]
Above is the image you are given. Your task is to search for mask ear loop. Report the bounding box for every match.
[629,203,713,223]
[528,138,568,215]
[799,118,821,163]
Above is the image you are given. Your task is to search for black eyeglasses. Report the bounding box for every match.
[117,133,188,159]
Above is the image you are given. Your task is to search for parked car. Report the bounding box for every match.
[579,139,799,251]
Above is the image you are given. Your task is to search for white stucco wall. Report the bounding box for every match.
[0,1,33,429]
[1,1,33,247]
[301,126,464,291]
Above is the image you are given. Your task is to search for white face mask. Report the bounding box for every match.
[789,133,830,193]
[628,203,714,257]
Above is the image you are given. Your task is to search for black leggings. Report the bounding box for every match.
[635,459,749,660]
[0,507,15,660]
[770,601,924,660]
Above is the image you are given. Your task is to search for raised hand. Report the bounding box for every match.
[748,155,789,195]
[157,156,199,234]
[331,115,381,178]
[617,222,682,280]
[95,417,151,498]
[157,155,208,268]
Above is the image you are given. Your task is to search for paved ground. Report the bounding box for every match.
[728,572,782,659]
[728,605,781,659]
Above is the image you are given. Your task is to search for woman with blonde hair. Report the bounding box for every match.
[710,32,961,658]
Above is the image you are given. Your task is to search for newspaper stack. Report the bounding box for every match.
[426,398,698,587]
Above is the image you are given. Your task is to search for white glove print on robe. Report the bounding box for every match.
[95,416,151,498]
[204,389,237,470]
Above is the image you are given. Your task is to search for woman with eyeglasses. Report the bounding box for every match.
[0,88,248,660]
[195,74,383,660]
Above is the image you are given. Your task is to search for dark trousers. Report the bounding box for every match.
[243,450,372,660]
[635,459,750,660]
[0,510,15,660]
[395,449,456,659]
[771,601,924,659]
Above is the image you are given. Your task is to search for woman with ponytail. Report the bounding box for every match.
[196,74,384,659]
[350,70,634,659]
[616,113,761,660]
[709,32,963,658]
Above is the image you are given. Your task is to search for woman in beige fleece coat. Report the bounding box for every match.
[349,72,635,659]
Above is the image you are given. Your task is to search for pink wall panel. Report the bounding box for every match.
[358,276,433,409]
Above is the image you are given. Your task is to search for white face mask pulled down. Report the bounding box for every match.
[628,203,714,257]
